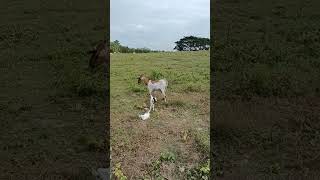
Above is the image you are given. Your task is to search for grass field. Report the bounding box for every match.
[0,0,107,179]
[212,0,320,178]
[110,51,210,179]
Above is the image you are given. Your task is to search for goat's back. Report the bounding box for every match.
[159,79,168,88]
[160,79,168,87]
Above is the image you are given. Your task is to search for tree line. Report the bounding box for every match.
[110,40,161,53]
[110,36,210,53]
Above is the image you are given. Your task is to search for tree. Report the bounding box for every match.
[110,40,121,53]
[174,36,210,51]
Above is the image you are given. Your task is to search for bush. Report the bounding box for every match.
[150,70,165,80]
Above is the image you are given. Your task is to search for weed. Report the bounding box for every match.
[114,163,127,180]
[150,159,162,178]
[150,70,165,80]
[268,163,281,174]
[160,151,176,163]
[186,159,210,180]
[148,151,177,179]
[192,129,210,154]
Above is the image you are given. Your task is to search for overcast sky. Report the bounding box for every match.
[111,0,210,51]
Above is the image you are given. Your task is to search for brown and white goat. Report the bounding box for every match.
[138,74,168,106]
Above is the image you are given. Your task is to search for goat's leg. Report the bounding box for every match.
[150,91,157,102]
[149,95,155,111]
[161,89,167,103]
[152,101,155,111]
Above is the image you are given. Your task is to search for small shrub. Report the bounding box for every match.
[150,159,162,178]
[149,151,177,179]
[268,163,281,174]
[187,160,210,180]
[114,163,127,180]
[159,151,176,163]
[150,70,165,80]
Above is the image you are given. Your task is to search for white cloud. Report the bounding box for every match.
[111,0,209,51]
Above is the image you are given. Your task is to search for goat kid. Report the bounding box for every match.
[138,74,168,107]
[138,96,155,120]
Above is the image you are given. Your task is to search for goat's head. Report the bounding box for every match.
[88,40,108,69]
[137,74,148,84]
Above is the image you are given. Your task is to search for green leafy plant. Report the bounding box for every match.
[187,160,210,180]
[150,70,165,80]
[114,163,127,180]
[160,151,176,163]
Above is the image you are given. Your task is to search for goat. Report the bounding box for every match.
[137,74,168,106]
[138,97,155,120]
[87,40,109,69]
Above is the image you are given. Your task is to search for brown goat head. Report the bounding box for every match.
[137,74,149,85]
[88,40,109,69]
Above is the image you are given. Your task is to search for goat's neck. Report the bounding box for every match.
[143,77,150,85]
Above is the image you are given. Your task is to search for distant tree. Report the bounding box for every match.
[110,40,121,53]
[135,47,151,53]
[120,46,130,53]
[174,36,210,51]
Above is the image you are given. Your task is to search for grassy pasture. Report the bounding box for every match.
[212,0,320,178]
[110,51,210,179]
[0,0,107,179]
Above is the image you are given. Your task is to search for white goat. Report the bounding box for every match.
[138,97,155,120]
[138,74,168,109]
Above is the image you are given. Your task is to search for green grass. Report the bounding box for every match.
[0,0,106,179]
[110,51,210,178]
[192,129,210,154]
[212,0,320,178]
[212,0,320,100]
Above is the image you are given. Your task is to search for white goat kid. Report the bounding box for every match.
[138,97,155,120]
[138,74,168,111]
